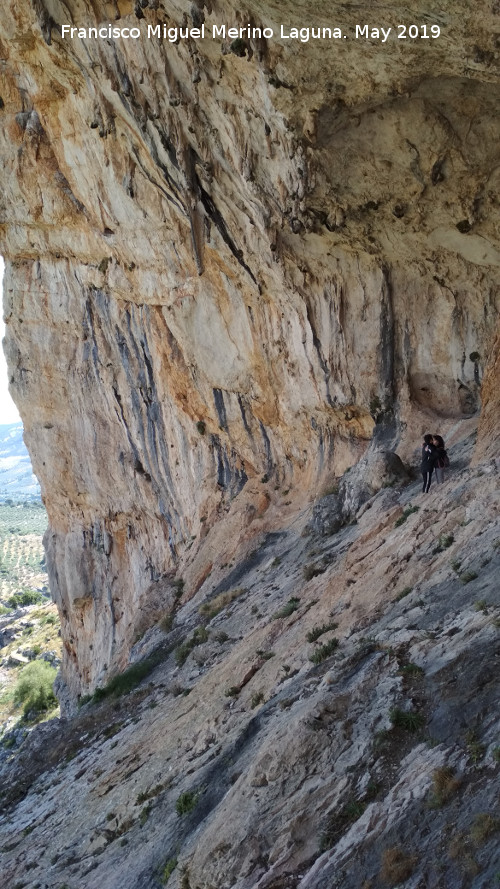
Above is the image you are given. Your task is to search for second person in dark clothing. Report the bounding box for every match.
[421,433,437,493]
[433,434,448,484]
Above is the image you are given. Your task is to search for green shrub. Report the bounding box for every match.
[320,798,367,851]
[310,637,339,664]
[320,783,379,850]
[439,533,454,549]
[13,661,57,716]
[306,621,338,643]
[303,563,326,581]
[161,857,178,884]
[398,663,424,678]
[395,586,412,602]
[172,578,185,599]
[322,482,339,496]
[39,613,58,626]
[380,846,416,885]
[175,790,199,816]
[428,766,461,807]
[102,722,123,739]
[465,730,485,764]
[91,647,168,702]
[470,813,500,845]
[389,707,425,733]
[199,588,246,621]
[196,421,206,435]
[273,597,300,619]
[460,570,478,584]
[175,627,209,667]
[394,505,419,528]
[8,589,45,609]
[136,783,167,805]
[160,612,174,633]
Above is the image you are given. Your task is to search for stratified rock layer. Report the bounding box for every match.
[0,0,499,702]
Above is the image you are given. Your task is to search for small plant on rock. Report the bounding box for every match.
[175,627,209,667]
[273,597,300,619]
[320,797,368,851]
[394,505,419,528]
[380,846,416,886]
[160,611,174,633]
[173,578,185,599]
[322,481,339,496]
[459,570,478,584]
[136,782,168,805]
[303,563,326,581]
[465,730,486,765]
[161,856,178,884]
[428,766,461,807]
[398,662,424,679]
[470,813,500,845]
[389,707,425,733]
[395,586,412,602]
[91,647,169,702]
[175,790,199,816]
[251,691,264,708]
[199,588,246,621]
[306,621,338,643]
[310,637,339,665]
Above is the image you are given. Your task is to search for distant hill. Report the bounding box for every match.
[0,424,41,501]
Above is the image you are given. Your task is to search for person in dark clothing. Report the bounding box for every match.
[421,433,437,493]
[433,434,448,484]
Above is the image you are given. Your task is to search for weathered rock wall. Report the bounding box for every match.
[0,0,499,702]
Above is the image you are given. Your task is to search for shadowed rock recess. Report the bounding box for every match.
[0,1,499,885]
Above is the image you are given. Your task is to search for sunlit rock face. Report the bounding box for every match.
[0,0,499,706]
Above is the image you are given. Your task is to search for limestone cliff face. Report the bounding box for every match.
[0,0,499,704]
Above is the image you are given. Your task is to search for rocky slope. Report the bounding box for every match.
[0,435,499,889]
[1,0,500,704]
